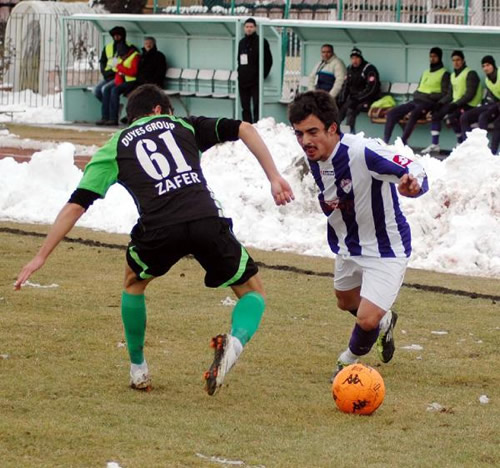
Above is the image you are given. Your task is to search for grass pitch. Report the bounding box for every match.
[0,221,499,467]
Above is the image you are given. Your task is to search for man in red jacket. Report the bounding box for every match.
[97,43,140,126]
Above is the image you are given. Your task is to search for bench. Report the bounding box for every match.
[279,75,310,105]
[164,67,237,100]
[0,110,24,120]
[368,82,431,126]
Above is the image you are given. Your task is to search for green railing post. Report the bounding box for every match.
[338,0,343,20]
[281,29,288,98]
[284,0,290,19]
[396,0,401,22]
[176,0,181,14]
[230,0,235,15]
[464,0,470,24]
[153,0,158,13]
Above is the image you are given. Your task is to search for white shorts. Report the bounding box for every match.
[334,255,409,311]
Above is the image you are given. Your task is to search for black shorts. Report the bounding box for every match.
[126,217,258,288]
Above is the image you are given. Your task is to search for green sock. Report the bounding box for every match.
[230,292,265,346]
[121,291,147,365]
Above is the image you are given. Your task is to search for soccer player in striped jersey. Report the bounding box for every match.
[289,90,428,379]
[15,84,294,395]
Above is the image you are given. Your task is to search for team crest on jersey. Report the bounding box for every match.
[340,178,352,193]
[392,155,412,167]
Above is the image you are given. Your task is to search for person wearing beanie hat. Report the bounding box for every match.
[384,46,450,146]
[423,50,482,153]
[94,26,134,115]
[430,47,443,61]
[307,44,346,100]
[481,55,496,67]
[350,47,363,59]
[237,18,273,123]
[459,55,500,146]
[338,48,380,132]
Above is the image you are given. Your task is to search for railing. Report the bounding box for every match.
[148,0,498,25]
[0,13,64,107]
[0,14,102,108]
[1,4,499,111]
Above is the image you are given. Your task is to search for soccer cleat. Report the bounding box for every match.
[330,359,356,384]
[422,144,440,154]
[204,334,241,396]
[130,362,152,392]
[376,311,399,363]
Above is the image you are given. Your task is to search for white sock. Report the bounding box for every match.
[339,348,360,364]
[131,360,148,374]
[379,309,392,332]
[229,335,243,357]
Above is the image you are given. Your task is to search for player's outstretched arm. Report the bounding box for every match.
[14,203,86,290]
[238,122,295,206]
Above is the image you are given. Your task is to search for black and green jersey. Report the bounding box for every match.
[75,114,240,231]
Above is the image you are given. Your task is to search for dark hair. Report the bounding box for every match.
[126,84,173,123]
[245,17,256,25]
[451,50,464,60]
[288,90,340,132]
[321,44,334,53]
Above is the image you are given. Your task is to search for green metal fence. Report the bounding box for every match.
[149,0,498,26]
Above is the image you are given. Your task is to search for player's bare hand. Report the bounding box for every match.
[14,256,45,290]
[398,173,421,197]
[271,177,295,206]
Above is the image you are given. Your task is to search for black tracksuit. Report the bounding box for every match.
[136,46,168,89]
[339,60,381,132]
[237,32,273,123]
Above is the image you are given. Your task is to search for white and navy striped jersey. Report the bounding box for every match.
[309,133,428,258]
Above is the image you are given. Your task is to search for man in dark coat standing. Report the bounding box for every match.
[136,37,168,89]
[237,18,273,123]
[338,47,381,133]
[95,26,128,103]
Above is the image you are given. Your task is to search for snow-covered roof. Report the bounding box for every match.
[10,0,94,16]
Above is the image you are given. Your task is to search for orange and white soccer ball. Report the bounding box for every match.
[332,363,385,415]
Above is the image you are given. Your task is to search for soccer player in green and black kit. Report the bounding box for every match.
[15,84,294,395]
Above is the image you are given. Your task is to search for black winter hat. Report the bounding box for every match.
[350,47,363,58]
[110,26,126,40]
[481,55,496,67]
[244,17,256,26]
[451,50,464,60]
[430,47,443,60]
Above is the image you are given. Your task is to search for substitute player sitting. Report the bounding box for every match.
[15,84,294,395]
[288,90,428,380]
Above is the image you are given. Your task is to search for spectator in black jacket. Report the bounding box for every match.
[423,50,482,154]
[136,37,168,89]
[94,26,128,103]
[338,48,380,133]
[384,47,450,145]
[237,18,273,123]
[460,55,500,142]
